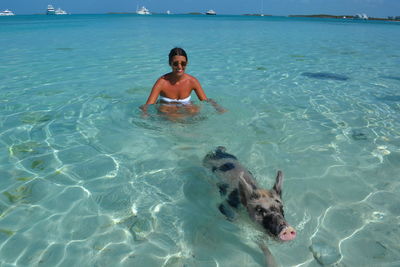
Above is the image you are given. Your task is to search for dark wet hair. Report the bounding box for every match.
[169,47,188,65]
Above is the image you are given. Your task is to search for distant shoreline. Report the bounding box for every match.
[9,12,400,21]
[107,12,400,21]
[288,14,400,22]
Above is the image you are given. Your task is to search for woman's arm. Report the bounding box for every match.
[146,78,163,105]
[192,77,227,113]
[140,78,163,113]
[192,77,208,101]
[205,98,227,113]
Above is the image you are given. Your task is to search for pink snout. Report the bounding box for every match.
[279,226,296,241]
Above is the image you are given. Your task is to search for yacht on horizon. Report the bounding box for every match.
[55,8,68,15]
[0,9,15,16]
[46,5,68,15]
[206,9,216,15]
[46,5,56,15]
[354,13,368,20]
[136,6,151,15]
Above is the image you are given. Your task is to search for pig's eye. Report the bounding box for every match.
[255,206,264,215]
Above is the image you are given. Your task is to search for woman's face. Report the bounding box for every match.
[170,55,187,76]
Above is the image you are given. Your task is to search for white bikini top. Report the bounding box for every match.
[159,95,191,104]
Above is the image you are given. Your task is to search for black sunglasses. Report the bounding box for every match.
[172,61,187,67]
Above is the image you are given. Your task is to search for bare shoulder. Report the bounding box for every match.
[155,74,170,85]
[159,73,171,81]
[185,74,201,85]
[185,73,198,81]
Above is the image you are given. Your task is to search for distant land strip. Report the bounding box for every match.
[242,14,272,16]
[289,14,400,21]
[103,12,400,21]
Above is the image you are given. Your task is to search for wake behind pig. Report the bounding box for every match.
[203,146,296,242]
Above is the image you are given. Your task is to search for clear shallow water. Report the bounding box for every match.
[1,14,400,266]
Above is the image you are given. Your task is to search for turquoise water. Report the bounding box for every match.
[1,14,400,266]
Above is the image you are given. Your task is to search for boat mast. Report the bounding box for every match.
[260,0,264,16]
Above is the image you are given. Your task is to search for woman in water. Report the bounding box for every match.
[141,47,225,118]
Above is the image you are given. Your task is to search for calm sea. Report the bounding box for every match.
[0,14,399,266]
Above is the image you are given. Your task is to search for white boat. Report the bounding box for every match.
[136,6,151,15]
[354,13,368,20]
[46,5,56,15]
[206,9,216,15]
[0,9,15,16]
[55,8,68,15]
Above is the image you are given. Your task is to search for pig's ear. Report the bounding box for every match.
[238,172,259,201]
[273,170,283,196]
[216,146,226,152]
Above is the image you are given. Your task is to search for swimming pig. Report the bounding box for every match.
[203,146,296,242]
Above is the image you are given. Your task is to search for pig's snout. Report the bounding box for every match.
[279,226,296,241]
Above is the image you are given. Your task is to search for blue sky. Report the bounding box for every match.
[2,0,400,18]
